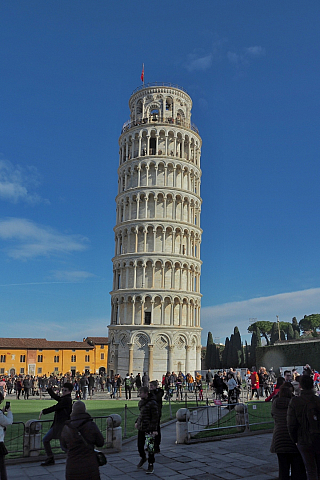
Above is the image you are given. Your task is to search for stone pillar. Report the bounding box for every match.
[114,344,119,373]
[128,344,134,374]
[148,345,154,379]
[168,345,174,373]
[185,346,192,374]
[131,299,135,325]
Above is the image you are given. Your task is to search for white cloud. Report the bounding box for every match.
[0,218,89,259]
[186,53,213,72]
[0,158,49,204]
[245,46,266,57]
[201,287,320,342]
[50,270,96,282]
[227,45,266,66]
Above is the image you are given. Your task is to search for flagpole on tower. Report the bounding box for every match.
[141,63,144,85]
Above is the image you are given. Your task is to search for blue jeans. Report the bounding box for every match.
[43,428,66,458]
[298,444,320,480]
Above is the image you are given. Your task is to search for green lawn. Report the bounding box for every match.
[193,401,274,439]
[4,396,196,458]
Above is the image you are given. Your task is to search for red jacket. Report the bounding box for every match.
[250,372,259,389]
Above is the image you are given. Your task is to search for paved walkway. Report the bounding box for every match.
[6,422,279,480]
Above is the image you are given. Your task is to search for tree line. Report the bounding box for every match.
[205,314,320,369]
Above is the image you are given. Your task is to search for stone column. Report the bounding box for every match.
[148,345,154,379]
[114,344,119,374]
[131,299,135,325]
[128,344,134,374]
[168,345,174,373]
[138,135,142,157]
[141,299,144,325]
[185,346,192,374]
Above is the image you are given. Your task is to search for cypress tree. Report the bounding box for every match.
[270,322,279,345]
[287,324,295,340]
[205,332,214,368]
[222,337,229,368]
[292,317,300,335]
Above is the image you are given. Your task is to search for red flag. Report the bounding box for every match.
[141,64,144,83]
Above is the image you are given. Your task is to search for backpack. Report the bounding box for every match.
[301,397,320,446]
[125,377,131,387]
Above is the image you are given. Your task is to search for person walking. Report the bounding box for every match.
[135,386,159,474]
[270,383,306,480]
[0,392,13,480]
[149,380,164,453]
[287,374,320,480]
[39,383,73,466]
[124,374,132,400]
[61,401,104,480]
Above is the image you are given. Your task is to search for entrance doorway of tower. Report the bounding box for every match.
[145,312,151,325]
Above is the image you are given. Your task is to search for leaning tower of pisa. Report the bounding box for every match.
[108,83,202,381]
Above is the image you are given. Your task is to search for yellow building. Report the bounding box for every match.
[0,337,108,376]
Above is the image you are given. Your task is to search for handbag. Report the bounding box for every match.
[94,449,107,466]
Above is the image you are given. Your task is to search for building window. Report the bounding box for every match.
[38,367,42,374]
[100,353,104,360]
[54,367,59,372]
[54,356,59,363]
[86,349,89,352]
[55,349,59,352]
[0,355,6,363]
[0,368,4,374]
[39,349,43,352]
[85,355,90,362]
[20,355,25,362]
[11,355,15,360]
[71,355,76,362]
[38,355,43,362]
[20,368,25,374]
[100,345,104,349]
[71,367,76,375]
[145,312,151,325]
[72,349,75,352]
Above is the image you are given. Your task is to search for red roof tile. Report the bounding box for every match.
[0,338,94,350]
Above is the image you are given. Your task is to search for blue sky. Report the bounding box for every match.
[1,1,320,345]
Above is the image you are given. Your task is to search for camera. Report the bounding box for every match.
[5,401,10,411]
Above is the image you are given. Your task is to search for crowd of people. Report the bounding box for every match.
[2,364,320,478]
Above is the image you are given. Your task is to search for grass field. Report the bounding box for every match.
[4,396,194,458]
[4,396,272,457]
[193,401,273,439]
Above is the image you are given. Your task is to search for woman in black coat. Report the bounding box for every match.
[60,401,104,480]
[270,383,306,480]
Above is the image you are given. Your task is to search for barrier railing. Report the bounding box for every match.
[187,401,273,440]
[5,415,115,458]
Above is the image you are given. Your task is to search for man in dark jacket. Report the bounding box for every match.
[39,382,73,466]
[23,375,32,400]
[149,380,164,453]
[135,386,159,474]
[287,374,320,479]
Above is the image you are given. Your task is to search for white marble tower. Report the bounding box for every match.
[108,83,202,381]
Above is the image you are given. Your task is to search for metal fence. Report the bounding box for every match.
[5,415,114,459]
[187,401,273,440]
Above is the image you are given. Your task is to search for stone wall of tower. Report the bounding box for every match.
[108,84,202,381]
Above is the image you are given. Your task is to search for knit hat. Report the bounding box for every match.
[72,401,86,415]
